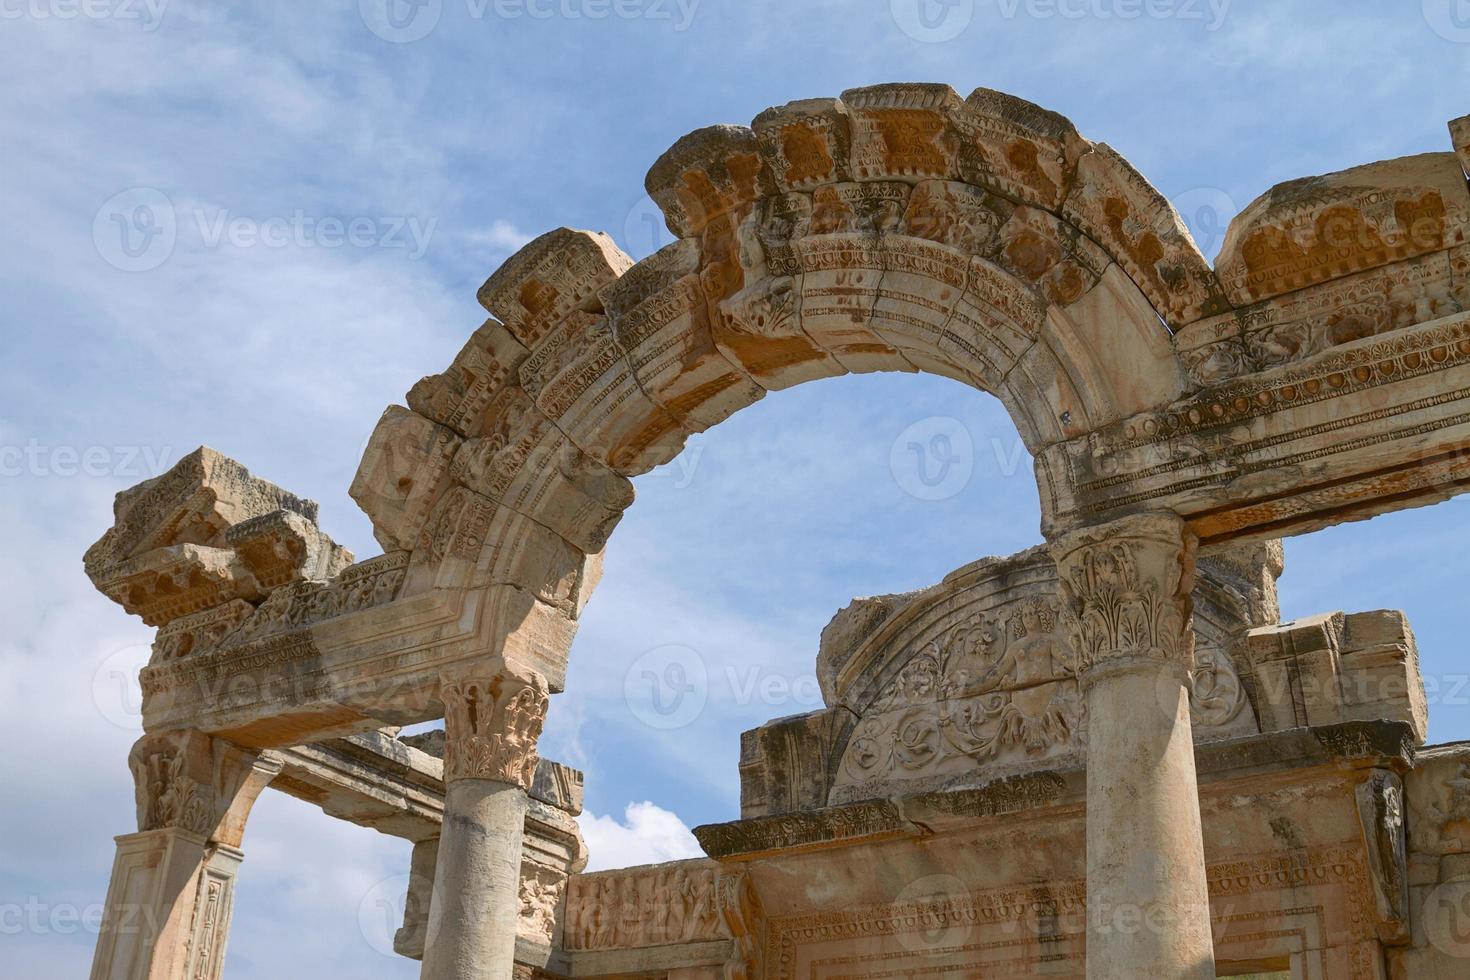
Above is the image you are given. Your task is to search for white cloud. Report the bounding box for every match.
[579,802,703,872]
[465,219,535,253]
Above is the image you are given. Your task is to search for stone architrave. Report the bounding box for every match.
[1052,512,1215,980]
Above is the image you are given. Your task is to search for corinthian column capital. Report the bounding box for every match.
[1050,512,1198,680]
[440,665,549,788]
[128,730,281,846]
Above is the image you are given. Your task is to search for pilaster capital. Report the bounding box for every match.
[127,730,282,845]
[1050,512,1198,680]
[440,664,549,788]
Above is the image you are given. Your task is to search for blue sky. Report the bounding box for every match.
[2,1,1469,975]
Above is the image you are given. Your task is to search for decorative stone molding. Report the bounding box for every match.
[1051,512,1197,678]
[127,730,281,846]
[440,667,550,787]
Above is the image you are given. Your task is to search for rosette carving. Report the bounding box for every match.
[441,667,550,787]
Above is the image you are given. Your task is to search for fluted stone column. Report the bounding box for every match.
[91,730,280,980]
[421,664,548,980]
[1052,513,1215,979]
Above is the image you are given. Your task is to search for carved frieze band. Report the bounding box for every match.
[440,667,550,787]
[1051,513,1197,677]
[563,863,751,953]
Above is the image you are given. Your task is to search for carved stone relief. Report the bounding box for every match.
[440,667,550,788]
[563,863,728,951]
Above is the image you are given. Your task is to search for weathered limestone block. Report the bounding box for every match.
[1453,114,1470,176]
[1242,610,1428,742]
[478,228,633,351]
[646,125,769,239]
[600,238,766,428]
[351,406,461,554]
[408,318,530,437]
[225,508,351,590]
[411,486,595,615]
[751,98,853,194]
[738,709,849,819]
[958,86,1091,209]
[1216,152,1470,307]
[1040,264,1191,424]
[445,384,632,555]
[1062,142,1228,326]
[516,308,691,476]
[562,861,737,952]
[86,448,345,626]
[840,83,967,183]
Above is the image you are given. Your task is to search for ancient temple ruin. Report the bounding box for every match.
[83,85,1470,978]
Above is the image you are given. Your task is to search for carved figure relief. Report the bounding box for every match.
[519,875,564,945]
[563,865,728,951]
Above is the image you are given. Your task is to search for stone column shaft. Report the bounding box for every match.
[1052,512,1215,979]
[421,665,548,980]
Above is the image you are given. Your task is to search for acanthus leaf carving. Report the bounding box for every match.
[440,667,549,788]
[1052,513,1197,677]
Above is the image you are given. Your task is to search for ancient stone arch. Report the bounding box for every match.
[83,85,1470,979]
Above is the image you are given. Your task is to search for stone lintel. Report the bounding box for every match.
[696,722,1419,860]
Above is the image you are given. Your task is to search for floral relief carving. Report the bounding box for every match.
[1053,515,1196,677]
[837,598,1084,791]
[440,667,550,787]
